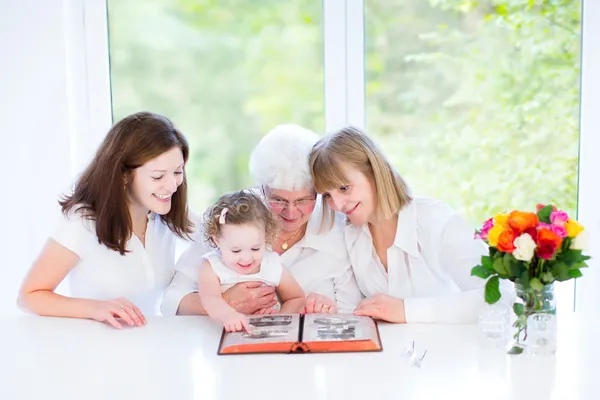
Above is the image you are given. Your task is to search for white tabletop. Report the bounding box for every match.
[1,314,598,400]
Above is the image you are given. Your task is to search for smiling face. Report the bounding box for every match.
[263,186,317,234]
[214,222,266,275]
[321,162,377,226]
[127,146,185,216]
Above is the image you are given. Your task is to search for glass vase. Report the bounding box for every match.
[513,283,557,355]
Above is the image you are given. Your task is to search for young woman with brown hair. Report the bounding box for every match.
[18,111,194,328]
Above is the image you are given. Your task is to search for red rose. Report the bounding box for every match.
[536,228,562,260]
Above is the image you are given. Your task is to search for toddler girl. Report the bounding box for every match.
[198,190,305,332]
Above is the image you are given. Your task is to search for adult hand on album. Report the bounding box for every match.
[254,307,278,315]
[300,292,337,314]
[353,294,406,323]
[223,281,277,315]
[87,297,147,329]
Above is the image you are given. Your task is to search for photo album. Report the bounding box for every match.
[217,313,383,355]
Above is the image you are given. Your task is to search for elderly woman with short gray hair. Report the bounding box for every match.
[161,124,363,316]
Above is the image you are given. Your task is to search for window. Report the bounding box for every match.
[107,0,324,212]
[365,1,582,227]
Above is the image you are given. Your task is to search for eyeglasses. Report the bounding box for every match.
[266,198,317,213]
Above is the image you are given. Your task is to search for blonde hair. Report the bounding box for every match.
[202,189,278,247]
[308,127,412,230]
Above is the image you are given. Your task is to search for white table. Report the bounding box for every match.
[1,314,598,400]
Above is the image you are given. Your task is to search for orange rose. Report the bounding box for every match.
[497,229,516,253]
[508,211,538,235]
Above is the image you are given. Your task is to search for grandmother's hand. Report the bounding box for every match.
[300,293,337,314]
[223,282,277,315]
[353,294,406,323]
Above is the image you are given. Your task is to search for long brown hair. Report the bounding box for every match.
[60,111,194,254]
[202,189,278,248]
[309,127,412,230]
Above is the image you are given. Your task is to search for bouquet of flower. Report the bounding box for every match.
[471,204,591,353]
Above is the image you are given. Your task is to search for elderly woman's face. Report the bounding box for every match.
[264,186,317,233]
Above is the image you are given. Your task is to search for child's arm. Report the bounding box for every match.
[276,268,305,313]
[198,260,251,332]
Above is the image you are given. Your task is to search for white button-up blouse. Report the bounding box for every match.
[51,210,177,316]
[161,199,364,315]
[346,196,492,323]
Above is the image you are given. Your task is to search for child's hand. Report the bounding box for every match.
[254,307,277,315]
[222,312,251,333]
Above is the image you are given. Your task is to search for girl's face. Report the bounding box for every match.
[214,222,266,275]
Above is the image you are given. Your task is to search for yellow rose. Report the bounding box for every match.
[565,219,584,238]
[494,213,509,228]
[488,224,505,247]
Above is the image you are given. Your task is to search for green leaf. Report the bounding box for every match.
[570,261,588,270]
[517,270,530,289]
[541,272,554,283]
[530,277,543,291]
[551,261,570,281]
[513,303,524,316]
[484,276,501,304]
[537,205,554,224]
[569,269,583,279]
[471,265,494,279]
[502,253,513,273]
[508,346,524,355]
[493,257,508,276]
[560,249,582,264]
[481,255,494,272]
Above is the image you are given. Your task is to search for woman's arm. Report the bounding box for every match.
[276,268,305,313]
[18,239,144,328]
[402,214,507,324]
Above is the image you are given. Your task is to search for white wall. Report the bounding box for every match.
[0,0,75,315]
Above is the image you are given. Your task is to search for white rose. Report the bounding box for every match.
[571,230,589,251]
[513,233,536,262]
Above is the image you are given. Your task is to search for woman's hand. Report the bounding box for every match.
[223,281,277,314]
[254,307,278,315]
[86,297,147,329]
[300,293,337,314]
[353,294,406,323]
[221,311,251,333]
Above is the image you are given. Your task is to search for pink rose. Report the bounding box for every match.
[475,217,494,240]
[538,222,568,239]
[550,211,569,226]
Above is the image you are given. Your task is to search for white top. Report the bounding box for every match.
[161,197,364,315]
[2,314,596,400]
[203,249,283,292]
[345,197,491,323]
[51,209,176,316]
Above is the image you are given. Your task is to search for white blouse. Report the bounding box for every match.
[51,210,176,316]
[204,249,283,292]
[161,198,364,315]
[346,196,492,323]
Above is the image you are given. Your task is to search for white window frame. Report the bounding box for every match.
[573,0,600,314]
[75,0,597,313]
[324,0,365,132]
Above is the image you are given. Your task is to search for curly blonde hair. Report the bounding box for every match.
[202,189,278,247]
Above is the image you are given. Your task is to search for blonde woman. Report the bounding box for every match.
[308,127,495,323]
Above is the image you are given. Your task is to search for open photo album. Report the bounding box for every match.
[217,313,383,355]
